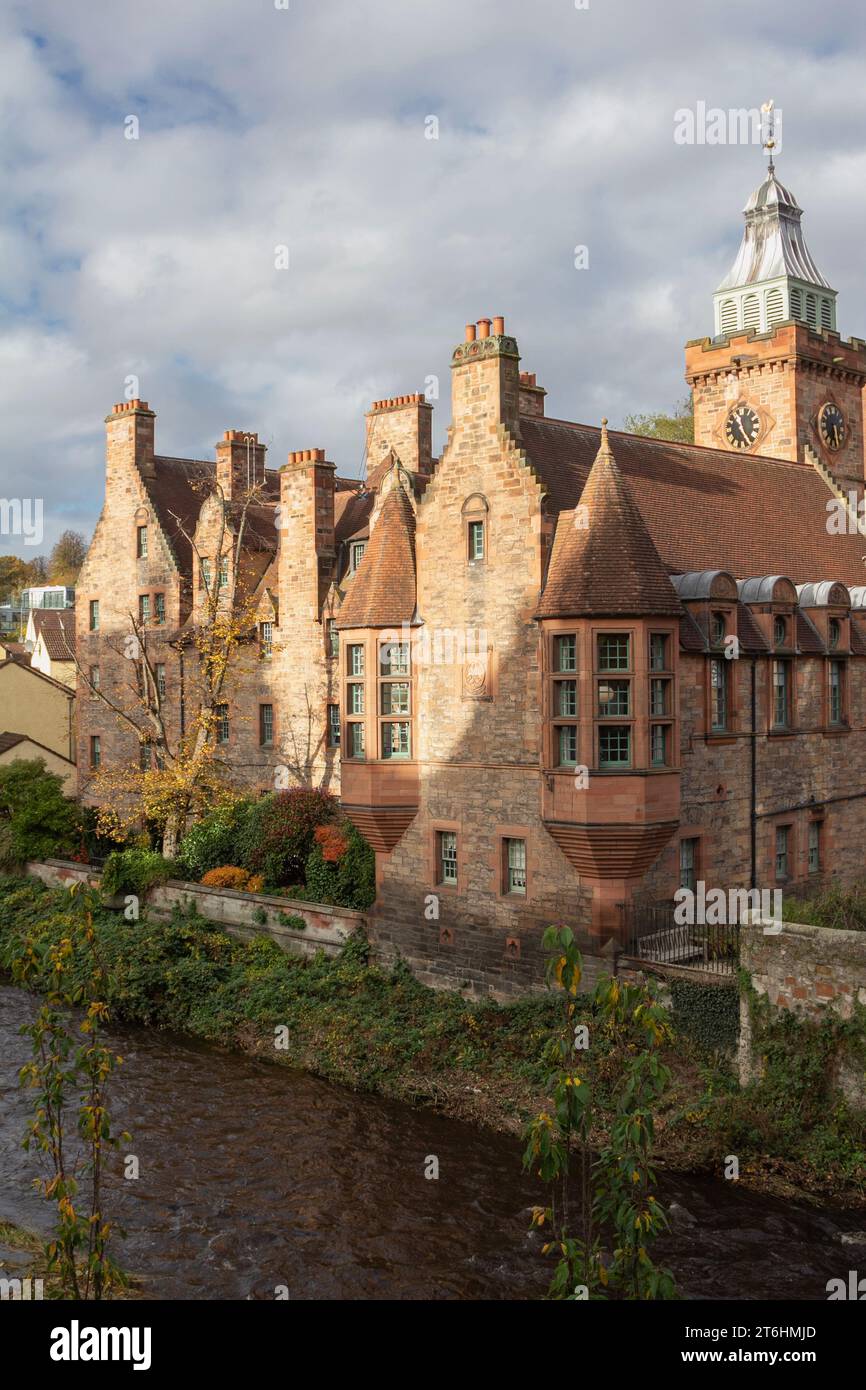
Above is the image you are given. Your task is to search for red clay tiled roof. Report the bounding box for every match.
[32,609,76,660]
[537,426,682,618]
[520,417,866,587]
[335,479,416,629]
[851,614,866,656]
[737,604,770,653]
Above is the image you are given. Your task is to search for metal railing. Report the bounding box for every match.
[621,900,739,976]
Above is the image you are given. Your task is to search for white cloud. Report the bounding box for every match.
[1,0,865,556]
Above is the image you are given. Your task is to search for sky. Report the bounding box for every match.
[1,0,865,558]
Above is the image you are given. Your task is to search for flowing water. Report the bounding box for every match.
[1,984,863,1300]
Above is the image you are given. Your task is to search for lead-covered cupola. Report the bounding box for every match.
[713,158,837,338]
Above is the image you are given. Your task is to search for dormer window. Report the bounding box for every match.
[828,618,841,650]
[350,541,366,573]
[710,612,726,646]
[773,615,787,647]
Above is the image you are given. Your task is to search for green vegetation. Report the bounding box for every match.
[782,881,866,932]
[523,927,676,1300]
[176,789,376,910]
[0,760,83,868]
[623,394,694,444]
[101,848,178,899]
[11,882,129,1300]
[669,979,740,1053]
[1,875,863,1205]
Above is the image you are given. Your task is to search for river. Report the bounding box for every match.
[1,984,862,1300]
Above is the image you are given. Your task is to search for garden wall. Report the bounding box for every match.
[26,860,365,961]
[739,919,866,1105]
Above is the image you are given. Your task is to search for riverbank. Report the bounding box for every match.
[1,874,864,1209]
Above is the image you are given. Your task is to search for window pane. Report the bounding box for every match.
[650,678,669,717]
[773,661,788,727]
[261,621,273,657]
[680,838,696,892]
[468,521,484,561]
[506,838,526,894]
[808,821,820,873]
[555,635,576,672]
[381,721,411,758]
[598,634,630,670]
[829,661,842,724]
[598,726,631,767]
[558,725,577,765]
[348,644,365,677]
[260,704,274,745]
[349,722,365,758]
[381,681,410,715]
[328,704,341,747]
[216,704,229,742]
[711,659,727,730]
[439,831,458,884]
[597,679,630,716]
[775,825,789,877]
[649,634,667,670]
[155,593,165,624]
[380,642,409,676]
[556,679,577,716]
[651,724,668,766]
[348,682,364,714]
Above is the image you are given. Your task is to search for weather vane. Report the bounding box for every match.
[761,99,776,172]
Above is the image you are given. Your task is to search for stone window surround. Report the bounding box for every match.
[259,701,276,747]
[773,819,794,884]
[461,492,489,568]
[426,817,466,894]
[492,824,535,903]
[677,827,704,891]
[542,619,679,772]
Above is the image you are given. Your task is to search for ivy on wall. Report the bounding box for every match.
[669,978,739,1053]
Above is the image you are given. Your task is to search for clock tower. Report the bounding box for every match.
[686,156,866,492]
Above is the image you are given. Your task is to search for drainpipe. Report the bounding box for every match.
[750,656,757,890]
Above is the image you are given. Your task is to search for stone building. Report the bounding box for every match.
[77,160,866,994]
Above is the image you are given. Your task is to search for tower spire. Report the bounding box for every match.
[711,112,837,338]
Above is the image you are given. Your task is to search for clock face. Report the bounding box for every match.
[725,404,760,450]
[819,402,846,451]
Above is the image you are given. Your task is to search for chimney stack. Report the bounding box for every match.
[215,430,267,500]
[365,393,433,476]
[518,371,546,418]
[105,399,156,481]
[278,448,336,621]
[450,315,521,437]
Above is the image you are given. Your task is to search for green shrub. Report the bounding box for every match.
[237,788,339,887]
[101,848,178,898]
[303,820,376,910]
[177,802,252,881]
[0,759,83,866]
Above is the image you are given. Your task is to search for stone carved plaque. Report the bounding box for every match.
[462,649,491,701]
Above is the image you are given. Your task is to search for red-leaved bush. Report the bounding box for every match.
[240,788,339,886]
[314,824,348,863]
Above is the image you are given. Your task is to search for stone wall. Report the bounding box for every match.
[740,918,866,1104]
[26,861,362,961]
